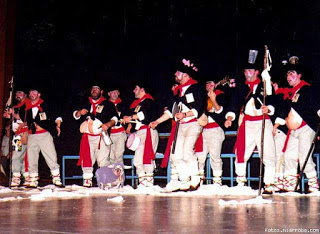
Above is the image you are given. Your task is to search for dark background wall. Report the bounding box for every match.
[5,0,320,158]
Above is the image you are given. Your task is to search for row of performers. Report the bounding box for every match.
[3,57,320,193]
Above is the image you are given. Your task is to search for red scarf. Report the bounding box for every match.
[130,93,154,109]
[245,78,261,92]
[110,98,122,105]
[13,98,31,109]
[26,98,44,112]
[276,80,310,100]
[89,96,106,116]
[173,78,198,96]
[161,121,176,168]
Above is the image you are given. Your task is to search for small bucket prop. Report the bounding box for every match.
[126,133,140,151]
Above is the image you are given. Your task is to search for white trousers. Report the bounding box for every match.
[170,121,202,181]
[196,126,225,177]
[134,128,159,176]
[235,119,276,184]
[110,132,127,164]
[82,135,111,175]
[12,143,27,174]
[284,125,317,179]
[27,132,60,174]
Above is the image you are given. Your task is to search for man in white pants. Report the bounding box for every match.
[196,80,234,186]
[74,85,117,187]
[25,88,63,188]
[150,59,204,191]
[231,53,276,194]
[3,90,31,187]
[123,82,159,188]
[281,64,319,193]
[108,87,127,164]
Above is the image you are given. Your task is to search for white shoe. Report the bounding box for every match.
[145,174,154,187]
[164,180,181,192]
[236,176,247,186]
[190,176,201,190]
[27,173,39,188]
[179,180,191,191]
[263,184,274,194]
[11,173,21,187]
[212,177,222,186]
[284,175,298,192]
[83,179,93,188]
[308,177,319,193]
[273,177,284,192]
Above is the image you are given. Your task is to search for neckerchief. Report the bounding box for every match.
[275,87,291,100]
[245,78,261,92]
[89,96,106,116]
[13,98,31,109]
[109,98,122,105]
[26,98,44,112]
[173,78,198,97]
[130,93,154,109]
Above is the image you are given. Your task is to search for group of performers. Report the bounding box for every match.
[3,49,320,194]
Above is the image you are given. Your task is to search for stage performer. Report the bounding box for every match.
[74,84,117,187]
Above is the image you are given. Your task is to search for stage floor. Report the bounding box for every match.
[0,186,319,234]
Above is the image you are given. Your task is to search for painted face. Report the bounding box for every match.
[244,69,256,82]
[287,70,301,87]
[28,90,40,101]
[175,71,184,83]
[91,86,101,100]
[108,90,120,100]
[15,91,26,103]
[133,85,142,98]
[206,81,215,92]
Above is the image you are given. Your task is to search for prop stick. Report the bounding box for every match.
[258,46,269,196]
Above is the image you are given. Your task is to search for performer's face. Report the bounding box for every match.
[287,70,301,87]
[206,81,215,92]
[244,69,257,82]
[29,90,40,101]
[175,71,184,83]
[133,85,144,98]
[91,86,101,100]
[108,90,120,100]
[15,91,26,103]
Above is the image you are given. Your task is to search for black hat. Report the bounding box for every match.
[176,58,199,79]
[89,78,104,91]
[285,64,305,76]
[106,83,121,93]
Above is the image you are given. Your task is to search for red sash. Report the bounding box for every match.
[110,126,125,134]
[136,125,156,164]
[78,133,100,167]
[234,115,270,163]
[282,121,307,153]
[194,122,220,153]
